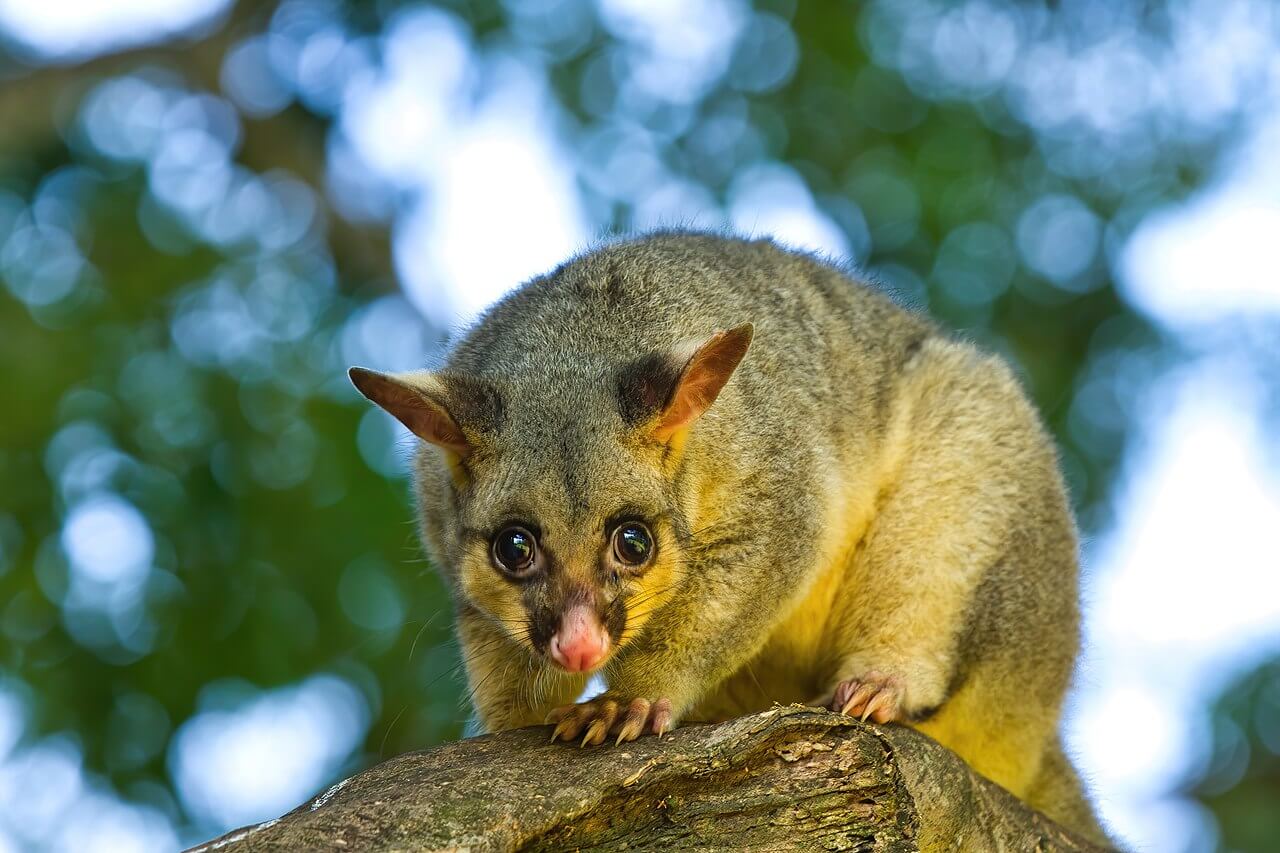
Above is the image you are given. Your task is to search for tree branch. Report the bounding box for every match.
[188,706,1110,852]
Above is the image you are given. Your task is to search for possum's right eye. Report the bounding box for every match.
[492,527,539,577]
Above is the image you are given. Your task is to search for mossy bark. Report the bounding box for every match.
[189,706,1109,852]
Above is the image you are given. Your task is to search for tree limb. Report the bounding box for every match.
[189,705,1110,852]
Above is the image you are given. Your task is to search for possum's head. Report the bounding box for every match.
[349,323,751,674]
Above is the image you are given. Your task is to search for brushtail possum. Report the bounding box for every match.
[350,232,1107,843]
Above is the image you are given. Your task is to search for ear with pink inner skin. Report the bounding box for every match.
[652,323,754,442]
[347,367,470,457]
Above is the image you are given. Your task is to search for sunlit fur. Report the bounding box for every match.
[366,232,1108,846]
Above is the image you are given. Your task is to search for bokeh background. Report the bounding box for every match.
[1,0,1278,850]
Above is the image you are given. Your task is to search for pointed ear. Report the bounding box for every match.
[348,367,471,457]
[652,323,754,442]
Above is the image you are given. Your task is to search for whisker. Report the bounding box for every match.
[407,611,445,663]
[379,705,408,759]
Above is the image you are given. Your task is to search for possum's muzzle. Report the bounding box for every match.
[548,603,611,672]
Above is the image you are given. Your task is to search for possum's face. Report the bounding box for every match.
[349,323,751,674]
[447,429,687,672]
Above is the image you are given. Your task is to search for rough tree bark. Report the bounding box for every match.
[189,705,1109,852]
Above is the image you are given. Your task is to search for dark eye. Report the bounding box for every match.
[612,523,653,566]
[492,527,537,575]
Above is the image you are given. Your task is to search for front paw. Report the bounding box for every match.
[546,695,675,746]
[830,670,905,723]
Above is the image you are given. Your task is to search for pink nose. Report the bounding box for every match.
[549,605,610,672]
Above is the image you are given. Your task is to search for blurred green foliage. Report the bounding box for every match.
[0,0,1275,846]
[1183,659,1280,852]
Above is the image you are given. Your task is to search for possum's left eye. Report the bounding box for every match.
[611,523,653,566]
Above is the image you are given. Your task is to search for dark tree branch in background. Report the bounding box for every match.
[0,0,394,287]
[190,707,1109,852]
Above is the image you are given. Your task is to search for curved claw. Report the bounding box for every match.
[550,717,577,743]
[614,698,651,745]
[651,698,674,736]
[580,700,618,747]
[830,672,905,725]
[549,701,596,743]
[547,695,674,747]
[840,681,881,717]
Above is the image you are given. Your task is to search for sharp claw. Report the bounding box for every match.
[861,691,885,722]
[842,682,878,717]
[831,674,903,723]
[582,720,608,747]
[652,699,673,737]
[832,681,855,711]
[551,698,671,745]
[615,716,642,744]
[655,696,675,732]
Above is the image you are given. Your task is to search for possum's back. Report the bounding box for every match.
[446,232,937,423]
